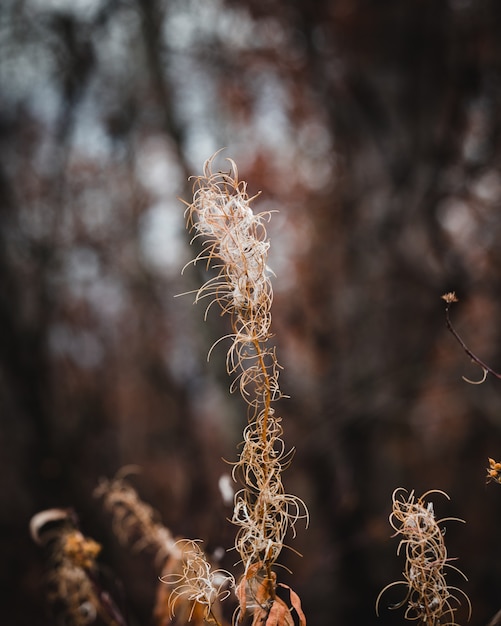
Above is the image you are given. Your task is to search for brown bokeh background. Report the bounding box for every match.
[2,1,501,624]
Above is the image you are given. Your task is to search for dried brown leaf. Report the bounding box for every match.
[278,584,306,626]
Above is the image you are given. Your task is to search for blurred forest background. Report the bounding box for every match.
[2,0,501,625]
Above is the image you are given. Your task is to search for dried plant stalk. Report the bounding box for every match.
[180,152,308,625]
[377,489,470,626]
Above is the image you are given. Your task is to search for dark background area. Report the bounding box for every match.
[2,0,501,624]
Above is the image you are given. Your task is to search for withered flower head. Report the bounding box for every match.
[441,291,459,304]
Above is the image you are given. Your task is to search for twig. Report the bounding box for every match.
[441,292,501,383]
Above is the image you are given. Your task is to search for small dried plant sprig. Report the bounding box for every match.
[94,466,178,567]
[486,458,501,485]
[95,469,232,626]
[442,292,501,385]
[30,508,126,626]
[182,153,308,625]
[377,489,470,626]
[162,540,234,624]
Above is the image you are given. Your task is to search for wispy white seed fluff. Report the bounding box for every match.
[185,153,273,333]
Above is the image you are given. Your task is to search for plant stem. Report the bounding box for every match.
[444,301,501,380]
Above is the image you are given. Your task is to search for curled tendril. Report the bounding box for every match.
[462,363,488,385]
